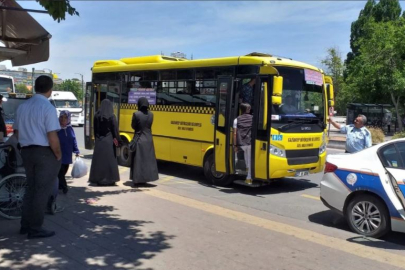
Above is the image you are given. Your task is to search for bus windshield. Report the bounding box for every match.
[0,77,13,93]
[52,100,80,108]
[273,67,324,123]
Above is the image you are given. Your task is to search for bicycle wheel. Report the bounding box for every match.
[0,174,27,219]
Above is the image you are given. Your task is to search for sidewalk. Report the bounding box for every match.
[0,157,174,270]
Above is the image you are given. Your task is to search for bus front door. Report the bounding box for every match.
[84,82,94,149]
[251,76,271,182]
[213,76,234,185]
[85,82,121,150]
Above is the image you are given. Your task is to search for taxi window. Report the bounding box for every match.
[398,143,405,168]
[379,144,404,169]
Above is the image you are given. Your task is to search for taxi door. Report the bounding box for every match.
[380,142,405,207]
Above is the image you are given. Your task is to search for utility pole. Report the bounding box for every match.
[75,73,84,105]
[31,67,35,93]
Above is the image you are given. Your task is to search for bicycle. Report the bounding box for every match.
[0,143,27,219]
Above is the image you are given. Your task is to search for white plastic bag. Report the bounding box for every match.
[71,157,88,178]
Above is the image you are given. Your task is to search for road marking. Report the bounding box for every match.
[141,188,405,269]
[301,194,321,201]
[119,166,129,174]
[158,176,175,183]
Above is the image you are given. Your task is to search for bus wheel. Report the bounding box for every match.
[118,141,132,167]
[203,154,233,186]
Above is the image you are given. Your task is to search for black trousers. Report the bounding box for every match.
[58,164,70,189]
[21,147,61,231]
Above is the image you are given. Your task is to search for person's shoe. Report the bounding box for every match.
[62,187,68,194]
[245,179,253,185]
[27,229,55,239]
[20,227,29,235]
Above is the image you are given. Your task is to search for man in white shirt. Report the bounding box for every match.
[14,76,62,239]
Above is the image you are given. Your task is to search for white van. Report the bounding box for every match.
[49,91,84,126]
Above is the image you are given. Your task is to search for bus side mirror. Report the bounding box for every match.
[272,76,283,105]
[328,84,334,101]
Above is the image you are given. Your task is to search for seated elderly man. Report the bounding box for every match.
[280,95,298,114]
[329,114,372,153]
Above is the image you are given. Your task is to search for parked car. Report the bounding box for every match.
[320,139,405,238]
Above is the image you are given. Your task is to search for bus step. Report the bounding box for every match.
[233,180,268,188]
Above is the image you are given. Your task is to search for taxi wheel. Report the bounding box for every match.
[346,194,390,238]
[203,154,233,186]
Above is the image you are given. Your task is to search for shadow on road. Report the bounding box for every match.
[157,161,206,183]
[0,186,175,270]
[309,210,405,250]
[219,178,319,197]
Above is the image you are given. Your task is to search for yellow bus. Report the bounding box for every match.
[85,52,334,186]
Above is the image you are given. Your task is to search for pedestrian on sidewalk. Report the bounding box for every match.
[57,110,80,194]
[233,103,253,185]
[329,114,372,153]
[89,99,120,186]
[130,97,158,186]
[13,75,62,239]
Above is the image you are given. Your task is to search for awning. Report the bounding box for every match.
[0,0,51,66]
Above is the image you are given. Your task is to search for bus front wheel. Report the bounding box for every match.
[118,141,132,167]
[203,154,233,186]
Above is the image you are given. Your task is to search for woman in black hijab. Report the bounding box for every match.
[89,99,120,186]
[130,97,159,185]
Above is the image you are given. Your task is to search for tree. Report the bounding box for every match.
[347,18,405,131]
[54,79,83,101]
[15,84,30,94]
[320,47,350,115]
[345,0,402,76]
[35,0,79,22]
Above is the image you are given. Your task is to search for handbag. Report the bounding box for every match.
[129,134,140,152]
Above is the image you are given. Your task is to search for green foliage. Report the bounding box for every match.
[320,47,347,115]
[15,84,30,94]
[392,131,405,139]
[36,0,79,22]
[54,79,83,102]
[343,0,405,131]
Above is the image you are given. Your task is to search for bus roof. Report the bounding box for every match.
[92,52,322,74]
[0,74,14,79]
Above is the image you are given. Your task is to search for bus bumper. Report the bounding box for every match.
[269,151,326,179]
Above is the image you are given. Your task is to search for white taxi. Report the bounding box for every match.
[320,139,405,238]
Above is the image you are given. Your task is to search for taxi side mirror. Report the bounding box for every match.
[272,76,283,105]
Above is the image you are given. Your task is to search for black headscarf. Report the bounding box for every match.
[138,97,149,112]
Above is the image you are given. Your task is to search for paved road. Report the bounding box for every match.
[1,127,404,270]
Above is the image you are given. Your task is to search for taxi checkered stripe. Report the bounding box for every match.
[120,103,215,114]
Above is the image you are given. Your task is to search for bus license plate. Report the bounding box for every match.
[295,170,309,177]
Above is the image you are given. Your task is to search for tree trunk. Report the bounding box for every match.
[391,92,403,132]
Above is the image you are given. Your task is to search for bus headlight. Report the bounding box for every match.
[319,143,327,155]
[270,144,286,157]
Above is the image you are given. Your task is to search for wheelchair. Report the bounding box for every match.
[0,143,27,219]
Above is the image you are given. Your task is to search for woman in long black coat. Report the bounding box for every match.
[130,97,159,185]
[89,99,120,186]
